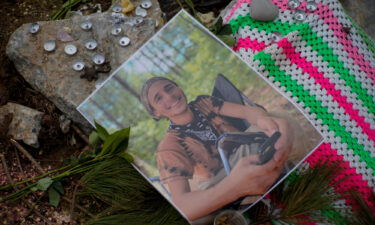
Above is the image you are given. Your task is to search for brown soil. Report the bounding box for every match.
[0,0,372,224]
[0,1,111,224]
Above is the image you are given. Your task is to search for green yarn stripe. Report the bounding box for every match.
[229,15,375,114]
[320,208,349,225]
[253,51,374,175]
[283,171,350,224]
[294,26,375,115]
[296,24,375,115]
[284,170,298,183]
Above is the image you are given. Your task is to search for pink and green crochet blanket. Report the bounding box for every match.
[222,0,375,219]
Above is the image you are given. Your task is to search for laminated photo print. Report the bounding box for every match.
[78,10,323,224]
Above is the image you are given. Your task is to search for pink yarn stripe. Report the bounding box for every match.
[224,0,251,23]
[233,37,266,52]
[272,0,375,83]
[306,143,375,212]
[277,38,375,143]
[300,220,316,225]
[271,0,289,10]
[311,2,375,84]
[225,0,375,83]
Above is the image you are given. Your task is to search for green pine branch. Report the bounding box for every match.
[250,162,349,225]
[3,122,373,225]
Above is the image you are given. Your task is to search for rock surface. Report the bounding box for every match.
[340,0,375,40]
[0,103,44,147]
[219,0,375,40]
[6,0,161,132]
[250,0,279,22]
[59,115,71,134]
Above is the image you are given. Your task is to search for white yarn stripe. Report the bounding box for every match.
[274,8,375,97]
[230,2,375,97]
[235,26,274,46]
[350,30,375,68]
[227,2,251,22]
[266,38,374,154]
[227,1,294,24]
[331,199,351,212]
[297,161,310,172]
[236,17,375,123]
[306,13,375,98]
[288,32,375,129]
[316,199,353,225]
[321,0,375,68]
[257,44,375,188]
[238,47,258,66]
[228,0,375,69]
[229,0,375,197]
[315,199,352,225]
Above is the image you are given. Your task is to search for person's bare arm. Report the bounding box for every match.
[219,101,281,135]
[168,155,283,221]
[218,101,293,163]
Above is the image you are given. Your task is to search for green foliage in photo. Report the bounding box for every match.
[78,12,317,177]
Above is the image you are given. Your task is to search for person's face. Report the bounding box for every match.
[147,80,188,119]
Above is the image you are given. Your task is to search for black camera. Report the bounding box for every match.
[257,131,281,165]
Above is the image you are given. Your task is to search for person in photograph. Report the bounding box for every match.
[140,77,294,221]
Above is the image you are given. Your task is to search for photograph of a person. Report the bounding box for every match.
[78,10,323,224]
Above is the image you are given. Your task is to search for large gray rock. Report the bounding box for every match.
[6,1,161,132]
[0,103,44,147]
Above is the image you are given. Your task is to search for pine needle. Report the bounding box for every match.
[252,161,348,224]
[344,191,375,225]
[79,157,189,225]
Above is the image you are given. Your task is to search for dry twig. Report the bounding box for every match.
[72,124,89,144]
[0,153,53,225]
[9,138,94,218]
[10,139,45,173]
[70,183,80,221]
[14,150,24,174]
[1,153,15,187]
[63,196,94,218]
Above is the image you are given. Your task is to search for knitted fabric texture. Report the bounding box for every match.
[222,0,375,220]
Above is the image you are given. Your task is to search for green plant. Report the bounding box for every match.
[79,157,188,225]
[176,0,236,46]
[0,122,187,224]
[3,122,371,224]
[208,16,236,46]
[344,191,375,225]
[50,0,91,20]
[249,162,348,224]
[0,122,132,208]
